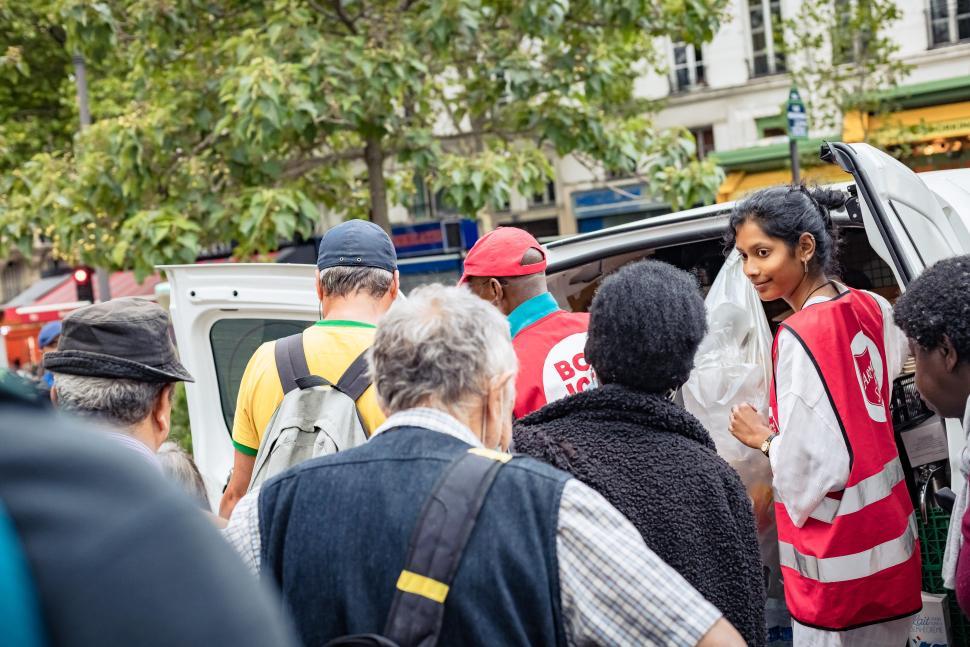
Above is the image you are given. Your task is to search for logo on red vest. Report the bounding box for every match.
[541,333,594,404]
[850,331,887,423]
[853,347,883,408]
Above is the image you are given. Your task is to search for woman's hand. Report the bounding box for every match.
[729,403,773,450]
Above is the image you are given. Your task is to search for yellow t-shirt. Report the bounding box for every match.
[231,320,386,455]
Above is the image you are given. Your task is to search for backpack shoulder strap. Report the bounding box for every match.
[274,333,311,395]
[383,448,512,647]
[335,349,371,402]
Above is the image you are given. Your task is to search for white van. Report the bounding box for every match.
[164,143,970,506]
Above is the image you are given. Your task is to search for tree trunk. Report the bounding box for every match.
[364,136,390,233]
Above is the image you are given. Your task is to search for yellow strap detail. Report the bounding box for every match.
[396,570,450,603]
[468,447,512,463]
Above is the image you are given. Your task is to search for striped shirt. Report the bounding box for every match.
[224,408,722,646]
[104,431,161,471]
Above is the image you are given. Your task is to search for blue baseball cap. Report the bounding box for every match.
[38,321,62,348]
[316,219,396,273]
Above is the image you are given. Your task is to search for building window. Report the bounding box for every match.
[670,42,705,92]
[494,218,560,239]
[410,175,433,220]
[756,113,789,139]
[689,126,716,160]
[927,0,970,47]
[748,0,786,77]
[530,181,557,207]
[433,188,460,217]
[832,0,875,64]
[408,176,462,220]
[1,261,27,304]
[491,195,511,212]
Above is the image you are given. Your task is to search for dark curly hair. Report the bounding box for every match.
[893,255,970,363]
[725,184,847,274]
[585,260,707,393]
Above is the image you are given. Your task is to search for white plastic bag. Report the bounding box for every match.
[684,249,772,453]
[683,250,788,613]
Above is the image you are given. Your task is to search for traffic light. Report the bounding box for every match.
[73,267,94,303]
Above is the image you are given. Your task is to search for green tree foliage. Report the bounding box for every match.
[782,0,912,140]
[1,0,728,279]
[0,3,75,174]
[169,381,192,455]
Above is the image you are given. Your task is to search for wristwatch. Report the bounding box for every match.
[760,433,776,458]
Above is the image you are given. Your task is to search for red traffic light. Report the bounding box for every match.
[73,267,94,303]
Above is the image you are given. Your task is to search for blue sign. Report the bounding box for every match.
[391,219,479,258]
[572,183,650,219]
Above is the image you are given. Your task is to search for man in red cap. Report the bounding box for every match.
[460,227,593,419]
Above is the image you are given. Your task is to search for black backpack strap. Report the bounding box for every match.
[383,448,512,647]
[295,375,331,390]
[335,349,371,402]
[274,333,311,395]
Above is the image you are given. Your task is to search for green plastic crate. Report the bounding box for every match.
[919,507,970,646]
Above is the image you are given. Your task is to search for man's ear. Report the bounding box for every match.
[486,370,517,450]
[315,268,324,302]
[489,278,505,306]
[390,270,400,300]
[154,384,175,444]
[941,335,960,372]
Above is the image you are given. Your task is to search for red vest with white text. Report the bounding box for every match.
[512,311,592,419]
[768,288,921,630]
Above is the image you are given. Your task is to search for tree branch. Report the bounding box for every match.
[280,149,365,180]
[307,0,359,35]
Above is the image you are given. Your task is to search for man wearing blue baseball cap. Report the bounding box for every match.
[219,219,399,518]
[37,321,62,389]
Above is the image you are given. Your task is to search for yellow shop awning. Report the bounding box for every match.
[843,101,970,145]
[717,165,851,203]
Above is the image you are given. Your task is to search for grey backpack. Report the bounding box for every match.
[247,333,371,492]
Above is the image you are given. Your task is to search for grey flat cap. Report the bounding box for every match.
[43,298,194,383]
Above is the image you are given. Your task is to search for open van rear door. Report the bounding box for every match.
[161,263,317,505]
[821,143,969,284]
[821,143,970,484]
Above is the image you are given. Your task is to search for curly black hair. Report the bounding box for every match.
[585,259,707,393]
[725,184,847,274]
[893,255,970,363]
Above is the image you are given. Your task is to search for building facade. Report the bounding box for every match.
[467,0,970,238]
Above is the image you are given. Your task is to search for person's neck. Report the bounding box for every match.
[321,297,387,326]
[786,273,838,313]
[506,288,549,315]
[124,419,159,453]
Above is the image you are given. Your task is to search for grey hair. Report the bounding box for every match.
[52,372,170,427]
[370,284,517,416]
[157,441,210,509]
[319,266,393,299]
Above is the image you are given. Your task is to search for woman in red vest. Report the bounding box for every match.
[727,185,920,646]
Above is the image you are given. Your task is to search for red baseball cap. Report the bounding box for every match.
[458,227,547,285]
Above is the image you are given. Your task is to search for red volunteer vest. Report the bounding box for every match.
[768,288,921,631]
[512,311,591,419]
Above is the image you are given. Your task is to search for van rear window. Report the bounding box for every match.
[209,318,313,434]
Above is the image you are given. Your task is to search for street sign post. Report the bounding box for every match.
[787,87,809,184]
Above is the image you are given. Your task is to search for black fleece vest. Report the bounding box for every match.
[514,384,768,647]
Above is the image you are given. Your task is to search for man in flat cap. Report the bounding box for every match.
[44,297,194,469]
